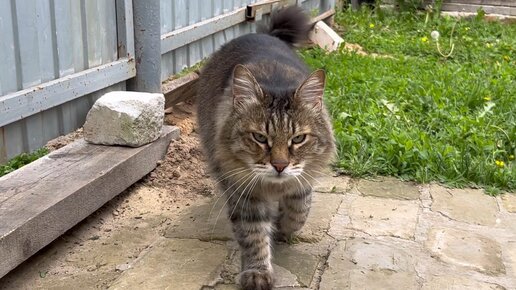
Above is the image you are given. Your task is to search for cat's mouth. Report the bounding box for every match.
[251,163,305,184]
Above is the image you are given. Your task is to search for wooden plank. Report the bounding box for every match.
[162,72,199,109]
[0,58,136,128]
[439,3,516,15]
[161,7,247,54]
[309,20,343,52]
[246,0,281,19]
[160,0,301,54]
[0,126,180,278]
[444,0,516,8]
[246,0,297,20]
[310,8,336,26]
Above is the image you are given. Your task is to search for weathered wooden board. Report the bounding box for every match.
[309,20,344,52]
[439,3,516,15]
[163,72,199,109]
[0,126,180,278]
[444,0,516,7]
[0,58,136,128]
[310,8,336,26]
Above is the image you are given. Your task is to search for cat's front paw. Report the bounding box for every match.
[239,269,273,290]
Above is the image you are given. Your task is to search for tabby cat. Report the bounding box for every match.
[197,6,335,290]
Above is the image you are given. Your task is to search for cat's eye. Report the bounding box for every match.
[292,134,306,144]
[252,132,268,144]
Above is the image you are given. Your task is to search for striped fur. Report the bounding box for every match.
[197,6,335,290]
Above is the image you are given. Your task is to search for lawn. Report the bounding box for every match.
[302,8,515,193]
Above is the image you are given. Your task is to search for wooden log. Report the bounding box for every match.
[0,126,180,278]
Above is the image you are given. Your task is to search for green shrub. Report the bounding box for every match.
[0,148,49,177]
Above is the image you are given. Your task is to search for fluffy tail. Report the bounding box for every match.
[258,6,311,46]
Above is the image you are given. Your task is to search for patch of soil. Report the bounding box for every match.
[141,101,213,197]
[45,128,84,151]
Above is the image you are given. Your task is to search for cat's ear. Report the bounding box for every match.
[232,64,262,111]
[295,69,325,110]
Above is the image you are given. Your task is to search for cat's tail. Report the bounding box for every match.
[258,6,311,46]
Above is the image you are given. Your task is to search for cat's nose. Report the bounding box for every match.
[271,160,289,173]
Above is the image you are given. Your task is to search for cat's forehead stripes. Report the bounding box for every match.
[266,110,295,137]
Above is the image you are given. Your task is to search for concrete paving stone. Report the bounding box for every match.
[217,239,329,288]
[274,264,301,287]
[347,196,419,240]
[429,184,499,226]
[298,193,344,243]
[164,199,233,241]
[500,193,516,213]
[109,238,227,290]
[214,285,310,290]
[214,284,239,290]
[314,175,350,194]
[425,227,505,276]
[4,271,119,290]
[421,275,506,290]
[357,177,420,200]
[0,217,163,290]
[319,240,418,290]
[346,270,418,290]
[212,261,301,288]
[274,242,330,287]
[506,241,516,278]
[344,239,416,271]
[327,195,354,240]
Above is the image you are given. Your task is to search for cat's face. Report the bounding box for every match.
[225,65,334,183]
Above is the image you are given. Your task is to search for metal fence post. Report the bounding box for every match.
[351,0,360,10]
[128,0,161,93]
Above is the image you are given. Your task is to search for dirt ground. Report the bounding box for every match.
[0,101,217,289]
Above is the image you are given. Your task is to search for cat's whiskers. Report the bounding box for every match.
[238,174,263,223]
[212,167,249,185]
[301,171,322,185]
[293,175,305,196]
[229,173,260,220]
[297,175,312,208]
[240,173,263,224]
[208,168,251,222]
[209,171,254,239]
[306,168,332,178]
[298,174,314,191]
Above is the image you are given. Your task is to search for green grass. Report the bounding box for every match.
[0,148,49,177]
[301,8,516,193]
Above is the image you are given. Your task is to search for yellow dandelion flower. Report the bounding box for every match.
[495,160,505,168]
[421,36,428,43]
[483,96,491,101]
[369,23,375,28]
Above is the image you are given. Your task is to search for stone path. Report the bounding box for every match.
[2,176,516,289]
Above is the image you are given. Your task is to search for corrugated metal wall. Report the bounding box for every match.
[0,0,121,161]
[159,0,333,80]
